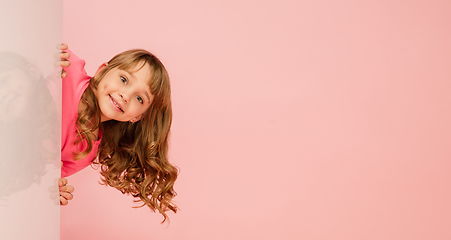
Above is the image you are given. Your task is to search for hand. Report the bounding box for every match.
[60,43,71,78]
[59,178,74,205]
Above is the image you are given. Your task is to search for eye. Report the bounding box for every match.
[120,76,128,85]
[136,96,143,103]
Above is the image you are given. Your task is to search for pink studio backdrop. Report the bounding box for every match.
[62,1,451,239]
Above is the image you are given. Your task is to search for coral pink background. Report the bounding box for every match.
[62,1,451,239]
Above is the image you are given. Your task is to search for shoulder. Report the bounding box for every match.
[61,49,92,119]
[63,49,89,80]
[62,49,92,92]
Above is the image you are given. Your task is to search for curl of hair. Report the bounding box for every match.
[0,52,57,199]
[73,83,100,160]
[75,49,178,222]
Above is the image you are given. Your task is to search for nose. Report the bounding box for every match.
[119,93,129,103]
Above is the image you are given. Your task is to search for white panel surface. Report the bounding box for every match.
[0,1,62,239]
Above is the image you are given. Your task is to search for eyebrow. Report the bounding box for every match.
[143,91,152,103]
[124,69,152,103]
[125,69,137,80]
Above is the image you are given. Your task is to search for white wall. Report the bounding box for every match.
[0,1,62,239]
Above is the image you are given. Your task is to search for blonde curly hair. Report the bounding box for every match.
[74,49,177,222]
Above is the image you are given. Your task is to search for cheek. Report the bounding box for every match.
[97,81,114,93]
[143,102,152,111]
[133,104,151,116]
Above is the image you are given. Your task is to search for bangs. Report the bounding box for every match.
[117,59,148,73]
[0,53,27,72]
[103,49,170,102]
[116,59,156,92]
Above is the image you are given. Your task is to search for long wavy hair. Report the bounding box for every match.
[74,49,178,222]
[1,52,57,199]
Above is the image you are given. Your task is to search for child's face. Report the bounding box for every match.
[0,68,33,122]
[95,62,153,122]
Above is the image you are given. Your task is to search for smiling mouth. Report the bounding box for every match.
[109,94,124,112]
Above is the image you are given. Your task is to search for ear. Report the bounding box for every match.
[94,62,108,77]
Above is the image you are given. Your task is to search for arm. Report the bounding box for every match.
[59,43,73,205]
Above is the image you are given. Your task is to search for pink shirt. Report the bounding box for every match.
[61,50,102,177]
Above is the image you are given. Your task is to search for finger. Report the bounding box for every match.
[61,70,67,78]
[56,43,68,51]
[50,192,60,202]
[59,185,74,193]
[60,60,71,68]
[60,52,70,60]
[60,192,73,201]
[60,196,68,205]
[65,185,74,193]
[59,178,68,187]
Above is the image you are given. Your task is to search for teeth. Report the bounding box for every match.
[111,96,123,112]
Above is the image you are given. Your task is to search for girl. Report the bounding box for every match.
[1,51,58,199]
[58,44,178,222]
